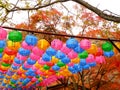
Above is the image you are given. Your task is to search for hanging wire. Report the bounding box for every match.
[1,26,120,42]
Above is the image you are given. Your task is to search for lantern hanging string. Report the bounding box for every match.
[0,26,120,42]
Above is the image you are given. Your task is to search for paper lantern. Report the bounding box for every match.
[30,53,40,60]
[8,31,22,42]
[52,65,60,71]
[7,41,21,50]
[37,39,50,51]
[57,61,65,67]
[46,62,54,67]
[51,39,63,50]
[79,59,86,66]
[25,34,38,46]
[0,48,4,53]
[46,47,57,56]
[24,61,32,68]
[51,56,59,64]
[80,39,91,50]
[43,65,50,70]
[32,46,44,56]
[0,40,6,48]
[42,53,51,62]
[1,62,10,67]
[14,57,23,64]
[78,51,88,59]
[102,42,113,51]
[21,41,33,50]
[95,47,103,56]
[87,44,98,54]
[71,58,80,64]
[66,38,78,49]
[86,54,95,63]
[83,64,90,70]
[73,64,82,72]
[74,44,84,53]
[18,48,30,56]
[27,58,36,65]
[16,53,27,61]
[4,47,17,55]
[0,27,7,40]
[89,62,96,67]
[22,65,29,71]
[68,66,77,74]
[60,44,71,54]
[61,56,70,64]
[67,50,78,59]
[38,59,46,65]
[55,51,65,59]
[0,53,2,58]
[104,50,114,57]
[95,56,106,64]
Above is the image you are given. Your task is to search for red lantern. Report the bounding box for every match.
[4,47,17,55]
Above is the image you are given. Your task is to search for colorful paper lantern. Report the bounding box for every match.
[32,46,44,56]
[42,53,51,62]
[80,39,91,50]
[18,48,30,56]
[51,39,63,50]
[52,65,60,71]
[7,41,21,50]
[46,47,57,56]
[43,65,50,70]
[57,61,65,67]
[8,31,22,42]
[102,42,113,51]
[0,27,7,40]
[0,40,6,48]
[25,34,38,46]
[104,50,114,57]
[55,51,65,59]
[78,51,88,59]
[66,38,78,49]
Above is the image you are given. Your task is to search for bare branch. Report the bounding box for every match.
[72,0,120,23]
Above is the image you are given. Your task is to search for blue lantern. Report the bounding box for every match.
[22,65,29,70]
[79,59,86,66]
[52,65,60,71]
[22,78,31,86]
[25,34,38,46]
[73,64,82,72]
[27,58,36,65]
[55,51,65,59]
[18,48,30,56]
[42,53,51,62]
[61,56,70,64]
[46,47,57,56]
[14,58,23,64]
[89,62,96,67]
[104,50,114,57]
[68,66,77,74]
[83,64,90,70]
[11,79,17,83]
[0,53,2,58]
[11,65,19,70]
[0,40,6,48]
[74,44,84,53]
[66,38,78,49]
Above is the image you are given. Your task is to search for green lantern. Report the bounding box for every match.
[78,51,88,59]
[0,48,4,53]
[36,75,40,78]
[8,31,22,42]
[57,61,65,67]
[43,65,50,70]
[2,62,10,67]
[102,42,113,51]
[10,81,15,84]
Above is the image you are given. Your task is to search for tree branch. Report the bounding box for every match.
[72,0,120,23]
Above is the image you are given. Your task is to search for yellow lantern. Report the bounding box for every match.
[51,56,59,64]
[87,44,98,54]
[37,39,50,51]
[71,58,80,64]
[7,40,21,50]
[34,62,42,69]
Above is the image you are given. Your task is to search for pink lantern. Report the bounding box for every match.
[32,46,44,56]
[36,69,44,75]
[61,44,71,54]
[0,27,7,40]
[17,53,28,61]
[31,65,37,71]
[38,59,46,65]
[31,77,37,82]
[51,39,63,50]
[86,54,95,63]
[67,62,74,67]
[80,39,91,50]
[22,41,34,50]
[67,50,78,59]
[95,56,106,64]
[30,53,40,60]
